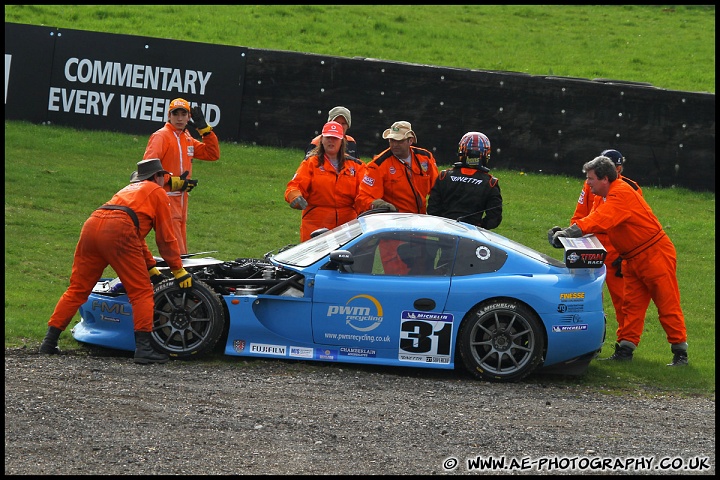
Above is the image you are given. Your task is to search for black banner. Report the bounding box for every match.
[6,23,246,141]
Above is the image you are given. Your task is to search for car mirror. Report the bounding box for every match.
[328,250,354,273]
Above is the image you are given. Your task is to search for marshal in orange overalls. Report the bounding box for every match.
[575,179,686,349]
[48,180,183,333]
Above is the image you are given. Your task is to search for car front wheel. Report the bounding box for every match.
[151,278,226,359]
[458,300,544,382]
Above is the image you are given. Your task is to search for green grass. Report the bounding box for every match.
[3,6,715,396]
[4,5,715,93]
[4,121,715,397]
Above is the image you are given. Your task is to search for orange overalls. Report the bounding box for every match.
[48,181,183,333]
[144,123,220,253]
[575,179,686,347]
[355,147,439,273]
[355,146,439,214]
[570,175,642,339]
[285,154,366,242]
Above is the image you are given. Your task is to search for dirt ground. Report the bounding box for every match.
[4,347,715,475]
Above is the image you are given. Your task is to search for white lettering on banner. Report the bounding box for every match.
[48,87,114,115]
[120,95,168,122]
[119,95,222,124]
[46,88,222,124]
[63,58,212,94]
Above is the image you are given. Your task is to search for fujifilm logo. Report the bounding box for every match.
[249,343,287,356]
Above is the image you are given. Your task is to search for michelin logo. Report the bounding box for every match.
[402,311,453,322]
[552,325,588,332]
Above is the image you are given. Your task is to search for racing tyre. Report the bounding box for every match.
[458,300,544,382]
[151,278,226,359]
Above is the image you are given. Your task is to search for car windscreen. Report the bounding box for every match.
[272,220,364,267]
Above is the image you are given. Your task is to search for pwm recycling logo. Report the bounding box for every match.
[326,294,384,332]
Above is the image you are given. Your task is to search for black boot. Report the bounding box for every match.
[668,344,688,367]
[39,326,62,354]
[134,331,169,365]
[600,341,634,361]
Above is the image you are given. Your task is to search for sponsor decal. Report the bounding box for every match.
[399,354,451,364]
[361,175,375,187]
[339,347,377,358]
[568,251,605,265]
[99,315,121,323]
[327,294,383,332]
[402,311,453,322]
[316,348,338,360]
[579,253,605,265]
[557,304,584,313]
[233,339,246,352]
[322,332,392,343]
[92,300,131,316]
[559,292,585,302]
[479,303,517,314]
[552,325,589,332]
[450,175,483,185]
[560,314,582,323]
[289,346,314,358]
[577,189,586,204]
[249,343,287,356]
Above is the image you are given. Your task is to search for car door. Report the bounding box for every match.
[310,232,456,364]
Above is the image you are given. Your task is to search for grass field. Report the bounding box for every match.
[4,6,715,396]
[4,5,715,93]
[5,120,715,397]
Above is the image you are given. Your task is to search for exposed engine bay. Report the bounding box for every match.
[94,249,306,298]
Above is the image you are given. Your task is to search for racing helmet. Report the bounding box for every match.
[601,149,625,167]
[458,131,491,168]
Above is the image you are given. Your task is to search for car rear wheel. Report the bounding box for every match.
[458,300,544,382]
[151,278,226,359]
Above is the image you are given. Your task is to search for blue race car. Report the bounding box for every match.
[73,212,607,382]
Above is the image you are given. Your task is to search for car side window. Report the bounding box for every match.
[452,237,508,276]
[347,232,457,276]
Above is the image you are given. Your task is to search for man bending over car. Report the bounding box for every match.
[39,159,193,364]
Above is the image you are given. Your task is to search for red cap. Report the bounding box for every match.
[321,121,344,139]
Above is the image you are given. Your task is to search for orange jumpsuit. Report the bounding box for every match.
[285,154,366,242]
[570,175,642,339]
[355,146,439,214]
[48,181,183,333]
[355,146,439,273]
[575,179,686,347]
[143,123,220,253]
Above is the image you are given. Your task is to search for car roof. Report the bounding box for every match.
[358,213,478,236]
